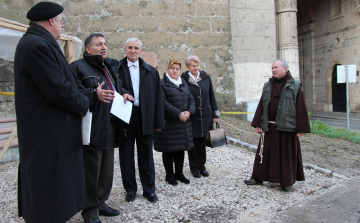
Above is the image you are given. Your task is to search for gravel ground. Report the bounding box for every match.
[0,144,343,223]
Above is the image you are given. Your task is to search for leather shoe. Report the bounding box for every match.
[84,217,102,223]
[244,178,263,185]
[192,171,201,178]
[125,192,136,202]
[99,206,120,216]
[143,193,158,202]
[281,187,291,192]
[200,170,209,177]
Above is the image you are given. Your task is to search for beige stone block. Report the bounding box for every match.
[212,17,231,32]
[142,32,172,48]
[107,48,123,60]
[64,1,102,15]
[252,36,276,50]
[171,33,196,47]
[190,18,211,32]
[195,2,229,16]
[232,50,247,63]
[259,50,276,62]
[246,50,260,62]
[80,16,121,33]
[256,9,276,24]
[121,17,160,32]
[236,23,253,36]
[232,37,252,50]
[246,0,275,10]
[230,0,246,9]
[106,32,142,50]
[138,1,172,16]
[201,33,231,47]
[104,1,138,16]
[235,9,254,23]
[160,17,189,32]
[63,16,80,33]
[264,23,276,37]
[173,1,195,16]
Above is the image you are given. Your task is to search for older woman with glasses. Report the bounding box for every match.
[181,55,220,178]
[154,59,195,186]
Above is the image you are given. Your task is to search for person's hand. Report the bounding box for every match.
[123,93,134,104]
[97,81,114,103]
[213,118,218,123]
[155,129,161,131]
[184,111,191,118]
[297,133,305,137]
[256,127,262,134]
[179,112,189,122]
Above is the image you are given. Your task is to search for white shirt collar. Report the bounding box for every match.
[189,71,201,82]
[127,59,139,68]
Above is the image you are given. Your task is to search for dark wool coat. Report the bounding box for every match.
[14,23,89,223]
[154,74,195,152]
[71,52,129,149]
[117,57,164,136]
[181,71,220,138]
[250,72,311,187]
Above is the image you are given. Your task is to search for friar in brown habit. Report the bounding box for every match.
[244,59,311,192]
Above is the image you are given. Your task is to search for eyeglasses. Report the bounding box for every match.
[53,17,65,25]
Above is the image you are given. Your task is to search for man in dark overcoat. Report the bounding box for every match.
[71,33,133,223]
[117,37,164,203]
[244,59,311,192]
[14,2,90,223]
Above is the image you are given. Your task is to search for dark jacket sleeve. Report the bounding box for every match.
[162,85,182,120]
[295,86,311,133]
[208,76,220,118]
[154,70,165,129]
[251,97,263,128]
[188,90,196,115]
[70,62,99,105]
[29,43,89,116]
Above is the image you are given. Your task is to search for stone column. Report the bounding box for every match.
[276,0,300,79]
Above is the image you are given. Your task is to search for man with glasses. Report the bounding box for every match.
[14,2,89,223]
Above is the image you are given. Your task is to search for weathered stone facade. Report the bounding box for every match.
[299,0,360,112]
[1,0,360,114]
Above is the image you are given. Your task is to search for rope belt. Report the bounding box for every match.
[259,121,275,164]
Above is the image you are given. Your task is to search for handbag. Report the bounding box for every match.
[206,122,227,148]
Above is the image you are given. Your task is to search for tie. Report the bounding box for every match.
[103,68,114,92]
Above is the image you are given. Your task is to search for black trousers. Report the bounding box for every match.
[188,137,207,173]
[162,150,185,175]
[81,124,115,219]
[119,107,155,196]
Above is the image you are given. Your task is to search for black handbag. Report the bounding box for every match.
[206,122,227,148]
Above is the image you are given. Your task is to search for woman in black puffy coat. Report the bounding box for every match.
[154,59,195,185]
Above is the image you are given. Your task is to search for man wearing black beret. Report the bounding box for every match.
[14,2,90,223]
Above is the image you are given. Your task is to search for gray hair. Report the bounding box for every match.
[273,59,289,71]
[185,55,200,67]
[125,37,142,49]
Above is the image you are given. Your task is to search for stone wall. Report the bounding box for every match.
[299,0,360,112]
[230,0,277,108]
[0,0,235,112]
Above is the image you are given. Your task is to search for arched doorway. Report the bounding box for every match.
[331,65,346,112]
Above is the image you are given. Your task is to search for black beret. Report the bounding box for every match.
[27,2,64,21]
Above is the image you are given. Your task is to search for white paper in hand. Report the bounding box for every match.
[110,91,133,124]
[82,112,92,145]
